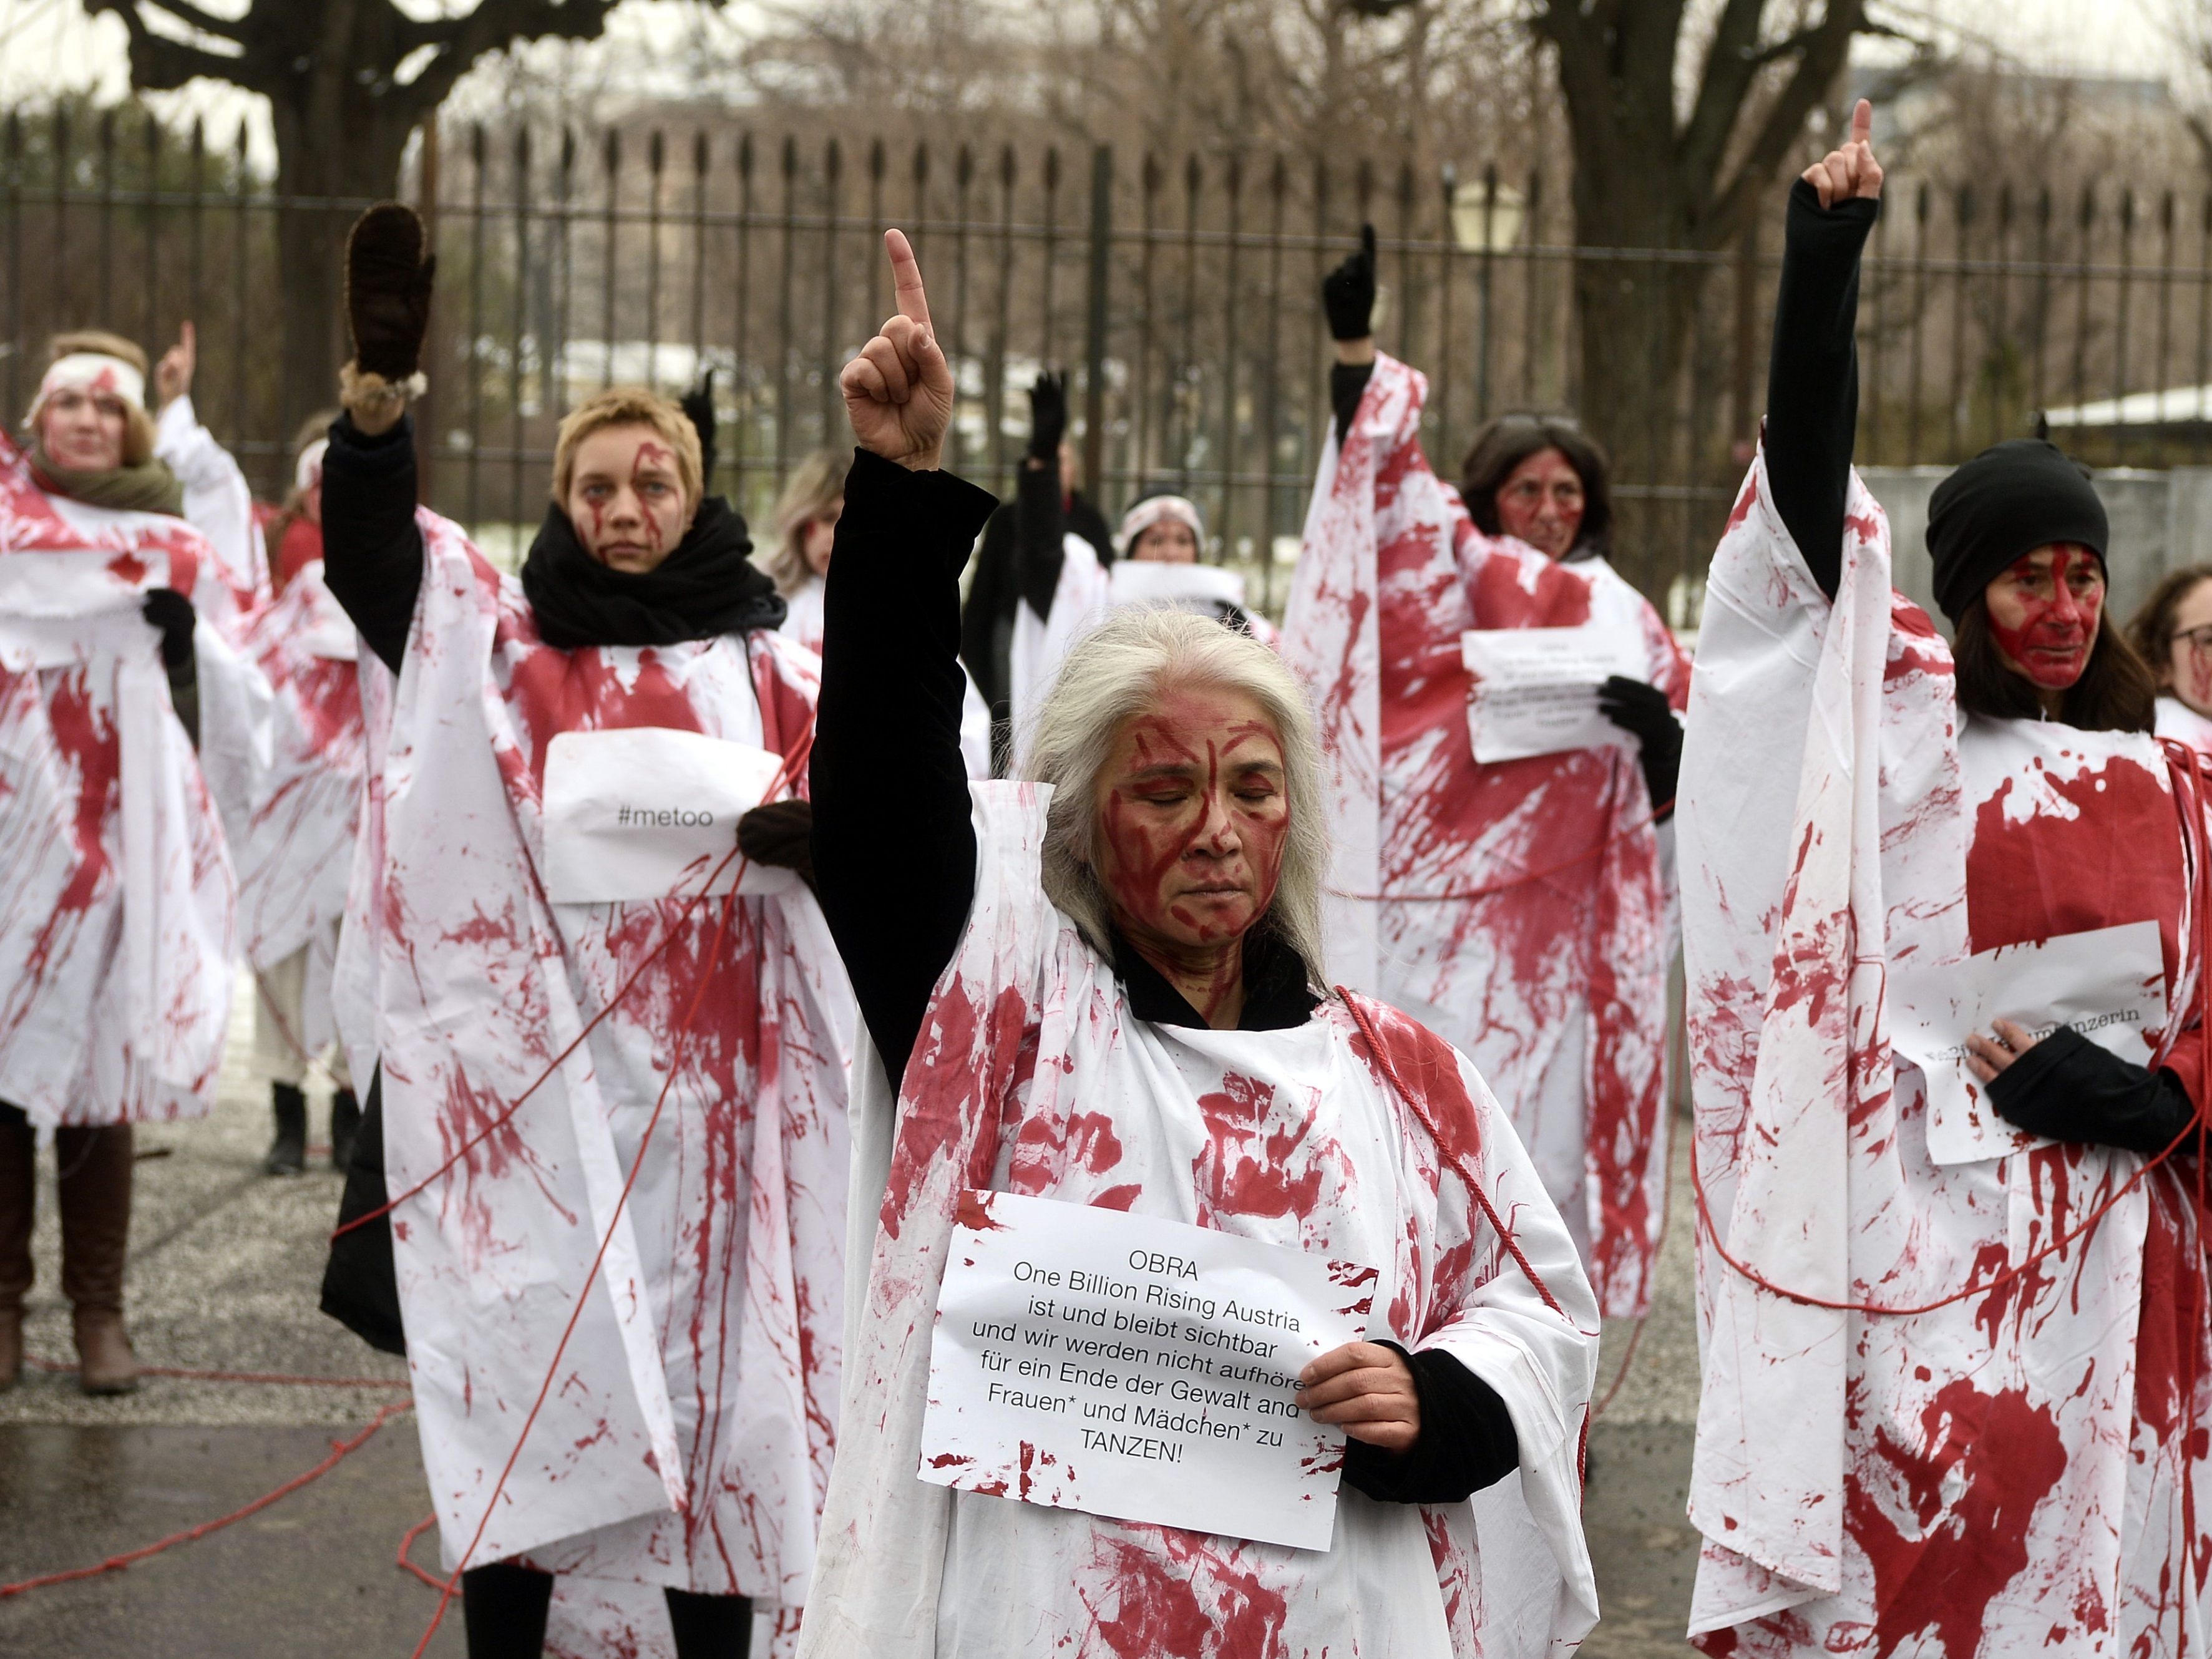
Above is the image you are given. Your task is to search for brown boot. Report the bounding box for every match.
[0,1106,32,1389]
[56,1124,137,1396]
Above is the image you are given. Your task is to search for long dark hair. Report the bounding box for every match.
[1458,414,1612,559]
[1952,601,2157,733]
[2125,565,2212,681]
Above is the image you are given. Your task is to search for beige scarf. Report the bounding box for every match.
[30,440,185,518]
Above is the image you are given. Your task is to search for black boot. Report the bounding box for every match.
[329,1088,361,1174]
[263,1083,307,1176]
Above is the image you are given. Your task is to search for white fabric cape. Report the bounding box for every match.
[153,392,266,630]
[1679,445,2212,1655]
[234,560,363,1058]
[0,433,235,1127]
[1007,531,1111,749]
[353,510,852,1615]
[1280,351,1687,1320]
[2156,693,2212,754]
[801,781,1600,1659]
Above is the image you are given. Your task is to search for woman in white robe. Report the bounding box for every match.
[2127,564,2212,752]
[798,230,1598,1659]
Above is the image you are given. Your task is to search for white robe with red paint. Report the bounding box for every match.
[1282,351,1687,1320]
[801,782,1599,1659]
[1679,447,2212,1655]
[0,434,235,1126]
[234,561,362,1059]
[353,511,852,1614]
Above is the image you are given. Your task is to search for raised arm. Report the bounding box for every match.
[1765,99,1883,601]
[321,204,438,675]
[812,231,997,1083]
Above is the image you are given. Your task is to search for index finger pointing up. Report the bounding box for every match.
[1850,98,1873,148]
[885,228,932,329]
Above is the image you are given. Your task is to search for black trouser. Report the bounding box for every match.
[461,1562,751,1659]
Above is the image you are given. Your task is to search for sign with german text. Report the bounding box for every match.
[918,1189,1376,1551]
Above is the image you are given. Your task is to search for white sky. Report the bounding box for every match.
[0,0,2189,167]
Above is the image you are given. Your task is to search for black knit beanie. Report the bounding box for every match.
[1926,439,2108,626]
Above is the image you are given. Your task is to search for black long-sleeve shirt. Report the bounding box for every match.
[810,446,1518,1505]
[319,412,426,674]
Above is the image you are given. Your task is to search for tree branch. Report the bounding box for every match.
[87,0,259,92]
[389,0,625,121]
[1705,0,1866,247]
[135,0,247,42]
[1678,0,1801,200]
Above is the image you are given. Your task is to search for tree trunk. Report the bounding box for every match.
[268,80,418,442]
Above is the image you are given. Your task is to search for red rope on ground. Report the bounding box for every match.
[0,1399,413,1600]
[22,1353,406,1390]
[396,1513,443,1591]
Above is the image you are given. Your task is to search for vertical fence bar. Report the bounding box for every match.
[1435,167,1456,449]
[1312,159,1332,485]
[2072,185,2095,422]
[1478,163,1500,425]
[776,135,796,484]
[51,107,70,328]
[1990,185,2012,449]
[1219,153,1243,558]
[229,119,248,444]
[733,132,754,497]
[1041,147,1060,370]
[140,111,158,350]
[1262,152,1287,611]
[1908,182,1929,460]
[2115,188,2135,466]
[551,128,573,435]
[645,130,665,386]
[187,119,204,378]
[1520,168,1542,409]
[1136,153,1159,482]
[509,125,530,530]
[1176,152,1200,494]
[97,109,114,325]
[2196,195,2210,465]
[1082,144,1111,504]
[1393,160,1415,366]
[600,130,621,394]
[690,129,709,414]
[818,137,842,451]
[465,122,487,530]
[3,113,19,417]
[1947,185,1971,460]
[990,146,1015,491]
[1866,198,1887,461]
[2158,192,2176,459]
[948,144,972,475]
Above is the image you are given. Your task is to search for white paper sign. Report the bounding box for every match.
[542,727,797,905]
[1108,560,1246,613]
[919,1189,1377,1551]
[1891,920,2169,1166]
[1461,623,1650,763]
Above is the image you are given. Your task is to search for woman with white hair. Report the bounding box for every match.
[799,230,1597,1658]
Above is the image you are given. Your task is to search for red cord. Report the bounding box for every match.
[407,867,748,1657]
[331,729,813,1243]
[0,1399,413,1599]
[396,1512,444,1591]
[1337,990,1575,1324]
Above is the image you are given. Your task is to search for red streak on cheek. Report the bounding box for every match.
[1987,548,2102,689]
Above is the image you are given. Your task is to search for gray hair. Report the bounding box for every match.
[1020,606,1330,990]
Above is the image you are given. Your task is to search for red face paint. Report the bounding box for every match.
[1982,544,2103,690]
[565,426,689,573]
[1093,687,1289,1023]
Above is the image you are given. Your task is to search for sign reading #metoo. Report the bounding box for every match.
[541,727,797,905]
[918,1189,1377,1551]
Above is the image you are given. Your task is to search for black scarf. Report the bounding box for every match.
[520,495,785,649]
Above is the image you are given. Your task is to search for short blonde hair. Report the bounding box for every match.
[1022,606,1330,988]
[37,329,155,466]
[550,385,703,509]
[759,450,846,595]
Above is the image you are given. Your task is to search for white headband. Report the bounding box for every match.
[295,438,328,495]
[37,352,147,415]
[1117,494,1206,556]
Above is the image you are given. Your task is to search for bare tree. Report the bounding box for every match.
[88,0,636,427]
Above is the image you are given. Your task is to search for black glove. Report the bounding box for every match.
[681,369,718,489]
[345,203,436,382]
[1598,675,1681,813]
[737,799,816,893]
[1987,1026,2201,1155]
[1321,224,1378,342]
[142,587,196,674]
[1026,371,1068,464]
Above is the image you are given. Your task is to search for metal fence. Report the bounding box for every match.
[6,102,2211,617]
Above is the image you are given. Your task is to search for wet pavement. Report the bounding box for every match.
[0,983,1703,1656]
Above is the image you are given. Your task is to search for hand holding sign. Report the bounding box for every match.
[842,230,955,472]
[1297,1341,1418,1452]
